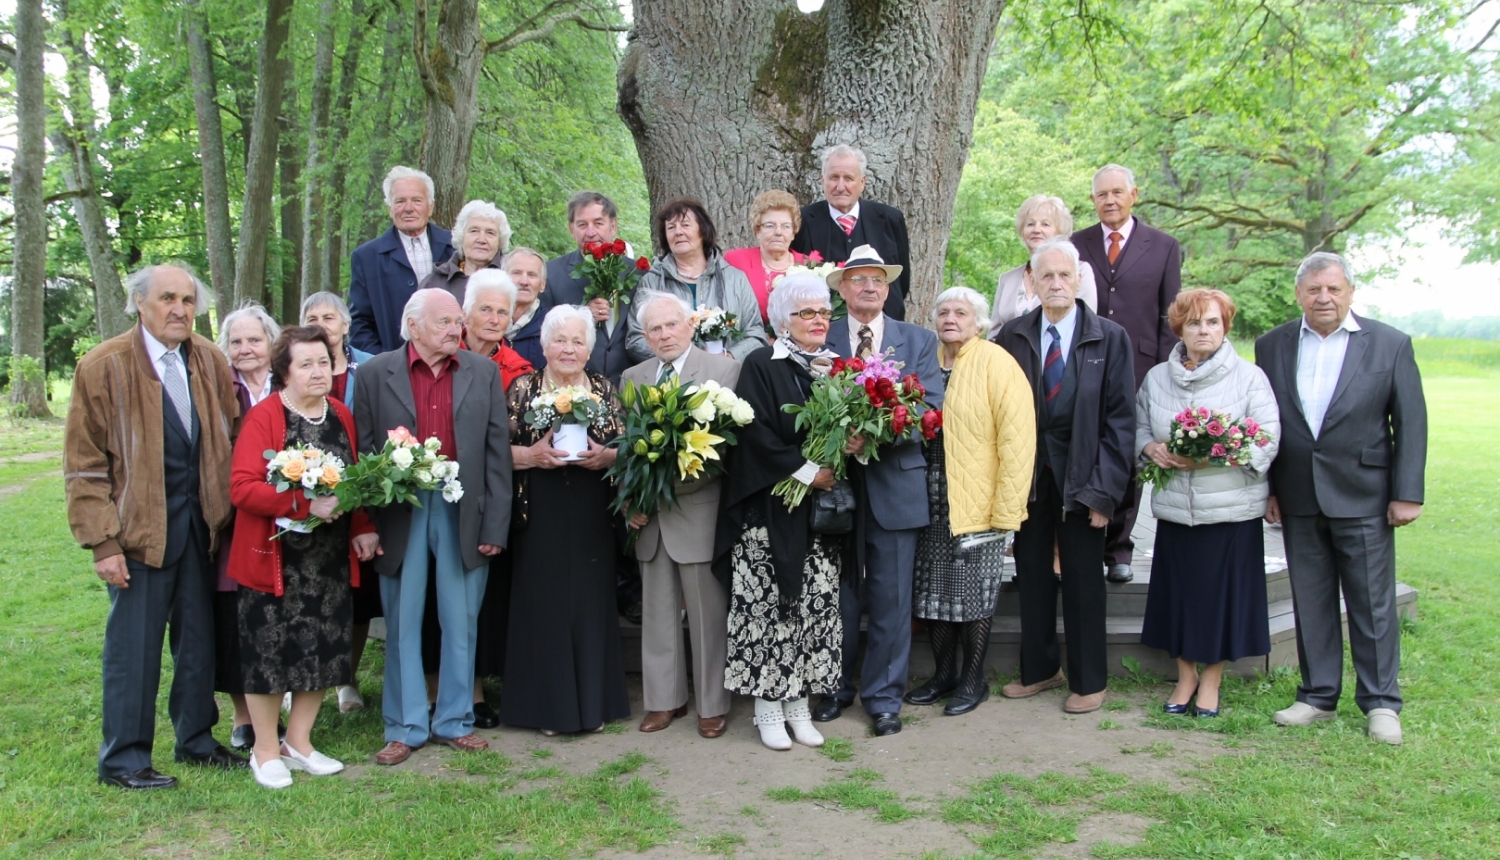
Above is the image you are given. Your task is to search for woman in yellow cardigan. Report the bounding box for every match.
[905,286,1036,716]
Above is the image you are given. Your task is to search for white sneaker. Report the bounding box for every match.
[782,698,825,748]
[1367,708,1403,745]
[1272,701,1338,727]
[251,753,293,789]
[337,685,365,713]
[752,698,792,751]
[281,742,346,775]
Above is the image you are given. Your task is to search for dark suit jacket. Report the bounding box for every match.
[826,316,944,530]
[792,199,912,321]
[1071,218,1181,389]
[352,347,513,574]
[348,224,455,355]
[1255,314,1427,519]
[541,248,632,383]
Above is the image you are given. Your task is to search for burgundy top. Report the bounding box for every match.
[406,343,458,457]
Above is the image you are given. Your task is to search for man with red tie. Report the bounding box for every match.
[1070,164,1182,583]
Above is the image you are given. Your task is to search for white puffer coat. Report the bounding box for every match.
[1134,341,1280,526]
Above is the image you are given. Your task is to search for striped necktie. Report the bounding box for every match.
[656,362,675,385]
[1043,324,1065,414]
[160,351,194,434]
[837,214,857,235]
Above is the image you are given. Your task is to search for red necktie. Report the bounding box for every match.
[837,214,856,235]
[1107,231,1123,265]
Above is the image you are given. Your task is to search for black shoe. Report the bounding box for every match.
[1164,686,1198,716]
[473,701,500,729]
[943,685,990,717]
[620,602,643,626]
[903,679,958,707]
[871,712,903,736]
[176,744,249,769]
[229,722,286,750]
[100,767,178,790]
[1106,564,1134,583]
[812,697,848,722]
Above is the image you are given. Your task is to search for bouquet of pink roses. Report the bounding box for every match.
[1137,406,1274,487]
[335,425,463,512]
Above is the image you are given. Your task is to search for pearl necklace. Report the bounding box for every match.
[280,390,329,425]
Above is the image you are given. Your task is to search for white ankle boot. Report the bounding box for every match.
[752,698,792,750]
[783,697,824,747]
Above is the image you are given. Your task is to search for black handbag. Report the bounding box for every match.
[809,478,857,535]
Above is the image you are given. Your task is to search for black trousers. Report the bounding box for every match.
[99,525,220,778]
[1013,469,1109,695]
[1104,483,1142,568]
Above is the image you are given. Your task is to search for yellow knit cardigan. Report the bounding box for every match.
[942,336,1036,534]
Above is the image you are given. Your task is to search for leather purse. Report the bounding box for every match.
[809,478,857,535]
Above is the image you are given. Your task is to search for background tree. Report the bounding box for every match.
[9,0,52,417]
[232,0,295,309]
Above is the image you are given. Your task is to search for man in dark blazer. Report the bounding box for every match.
[542,190,633,384]
[1256,252,1426,745]
[348,166,455,354]
[810,246,944,737]
[791,145,912,321]
[354,289,513,766]
[1070,163,1183,583]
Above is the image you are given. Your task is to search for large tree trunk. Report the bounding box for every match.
[320,0,372,292]
[620,0,1005,319]
[233,0,296,310]
[300,0,340,300]
[362,3,407,240]
[10,0,51,417]
[186,0,239,324]
[413,0,484,226]
[279,84,305,323]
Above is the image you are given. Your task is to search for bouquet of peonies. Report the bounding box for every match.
[689,306,739,352]
[524,385,614,460]
[769,251,848,319]
[334,426,463,518]
[771,348,941,509]
[1137,406,1274,487]
[572,238,650,308]
[607,376,755,542]
[264,445,346,535]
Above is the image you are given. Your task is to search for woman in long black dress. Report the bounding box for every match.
[500,305,629,735]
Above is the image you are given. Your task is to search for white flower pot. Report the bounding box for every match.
[704,339,725,354]
[553,423,588,460]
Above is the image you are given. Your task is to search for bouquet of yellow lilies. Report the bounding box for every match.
[606,375,755,543]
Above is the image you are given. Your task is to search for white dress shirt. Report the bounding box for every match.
[655,350,690,382]
[848,313,886,357]
[141,326,191,393]
[403,229,434,283]
[1039,304,1079,364]
[1102,215,1136,258]
[828,200,862,225]
[1296,312,1361,439]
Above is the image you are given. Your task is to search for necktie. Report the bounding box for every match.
[837,214,857,235]
[1107,231,1123,266]
[857,324,874,358]
[656,362,675,385]
[160,351,194,434]
[1043,324,1065,414]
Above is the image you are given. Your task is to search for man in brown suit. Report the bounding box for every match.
[622,291,741,738]
[1071,164,1182,583]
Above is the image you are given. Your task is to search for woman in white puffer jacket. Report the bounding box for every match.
[1135,289,1280,718]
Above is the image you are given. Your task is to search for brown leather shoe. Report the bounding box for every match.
[1064,691,1106,714]
[374,742,414,766]
[639,704,689,733]
[697,715,728,738]
[432,733,490,751]
[1001,670,1067,699]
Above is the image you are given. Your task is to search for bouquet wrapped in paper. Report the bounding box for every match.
[1137,406,1274,487]
[523,385,614,460]
[688,306,740,353]
[572,238,650,308]
[333,426,463,518]
[263,445,346,535]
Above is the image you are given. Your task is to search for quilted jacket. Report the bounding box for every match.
[942,337,1036,534]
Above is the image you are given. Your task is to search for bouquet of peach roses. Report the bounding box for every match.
[264,445,345,535]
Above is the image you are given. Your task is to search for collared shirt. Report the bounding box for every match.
[233,368,273,406]
[1102,215,1136,258]
[1296,312,1361,439]
[403,229,434,283]
[141,326,191,395]
[848,313,886,357]
[828,200,862,225]
[655,350,689,382]
[406,343,457,457]
[1039,304,1079,364]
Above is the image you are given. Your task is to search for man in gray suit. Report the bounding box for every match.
[811,246,945,736]
[353,289,513,765]
[622,292,742,739]
[1256,252,1426,745]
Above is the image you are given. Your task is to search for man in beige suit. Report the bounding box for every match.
[623,291,742,738]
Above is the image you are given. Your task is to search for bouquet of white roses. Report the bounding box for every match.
[264,445,346,535]
[334,426,463,517]
[689,306,739,352]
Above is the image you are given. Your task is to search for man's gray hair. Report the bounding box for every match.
[1030,236,1082,275]
[452,199,513,260]
[540,304,597,354]
[464,269,519,315]
[399,288,451,342]
[932,286,992,335]
[634,289,693,327]
[216,301,281,356]
[767,273,833,336]
[1295,251,1355,288]
[501,247,549,285]
[123,263,213,317]
[382,165,436,207]
[820,144,867,177]
[1092,163,1136,192]
[566,190,619,224]
[300,291,352,331]
[1015,194,1076,237]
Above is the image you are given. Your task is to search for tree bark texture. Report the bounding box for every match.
[320,0,373,293]
[10,0,51,416]
[619,0,1006,319]
[186,0,239,324]
[301,0,340,300]
[233,0,296,310]
[414,0,484,226]
[279,84,305,323]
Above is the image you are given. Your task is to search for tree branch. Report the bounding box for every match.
[0,189,91,227]
[1145,197,1308,234]
[485,1,627,55]
[411,0,445,103]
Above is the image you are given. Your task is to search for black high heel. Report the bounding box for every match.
[1163,686,1197,715]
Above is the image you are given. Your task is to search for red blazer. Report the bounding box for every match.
[228,396,374,596]
[722,247,810,323]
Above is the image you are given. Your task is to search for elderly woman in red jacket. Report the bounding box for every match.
[228,326,380,790]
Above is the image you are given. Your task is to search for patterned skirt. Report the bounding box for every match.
[913,432,1007,622]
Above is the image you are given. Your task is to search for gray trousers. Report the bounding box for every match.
[98,528,220,778]
[837,522,920,715]
[639,553,730,717]
[1282,513,1403,714]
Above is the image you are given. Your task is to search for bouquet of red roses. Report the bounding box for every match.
[1137,406,1274,487]
[572,238,650,308]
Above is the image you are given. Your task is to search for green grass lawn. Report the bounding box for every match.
[2,346,1497,858]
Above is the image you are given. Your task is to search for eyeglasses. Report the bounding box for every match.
[758,221,795,233]
[845,276,888,287]
[792,308,835,320]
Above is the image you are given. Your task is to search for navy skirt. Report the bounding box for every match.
[1140,518,1270,664]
